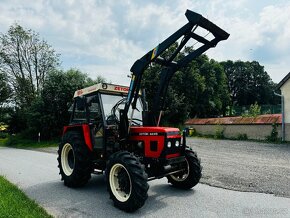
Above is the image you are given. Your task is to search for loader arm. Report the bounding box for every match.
[120,10,229,139]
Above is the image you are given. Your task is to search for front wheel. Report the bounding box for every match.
[167,149,202,189]
[106,151,149,212]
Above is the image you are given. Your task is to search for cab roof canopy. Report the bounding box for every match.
[73,83,129,98]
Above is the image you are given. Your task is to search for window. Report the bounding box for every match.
[86,95,102,123]
[100,93,143,125]
[68,103,86,123]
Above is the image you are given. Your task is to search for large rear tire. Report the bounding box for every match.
[167,149,202,189]
[58,131,92,187]
[106,151,149,212]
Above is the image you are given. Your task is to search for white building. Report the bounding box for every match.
[277,72,290,141]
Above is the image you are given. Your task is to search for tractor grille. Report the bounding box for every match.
[164,137,182,158]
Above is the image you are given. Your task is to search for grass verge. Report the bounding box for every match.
[0,138,8,147]
[3,135,58,148]
[0,176,52,218]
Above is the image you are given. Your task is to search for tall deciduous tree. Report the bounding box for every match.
[0,72,11,105]
[0,72,12,123]
[0,24,59,107]
[195,57,230,117]
[26,69,106,139]
[142,43,230,125]
[221,60,277,115]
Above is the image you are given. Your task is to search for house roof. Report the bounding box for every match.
[277,72,290,89]
[185,114,282,125]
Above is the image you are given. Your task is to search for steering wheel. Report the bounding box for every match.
[106,115,119,125]
[130,118,142,126]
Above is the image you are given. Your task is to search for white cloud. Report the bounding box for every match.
[257,5,290,53]
[204,1,290,82]
[0,0,289,84]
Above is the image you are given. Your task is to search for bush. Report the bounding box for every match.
[242,102,261,118]
[266,123,279,142]
[214,124,224,139]
[5,135,20,147]
[237,134,248,140]
[0,132,8,139]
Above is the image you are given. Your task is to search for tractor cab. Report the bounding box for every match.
[66,83,143,157]
[70,83,142,126]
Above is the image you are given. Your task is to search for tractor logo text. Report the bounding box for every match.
[139,132,159,136]
[77,90,83,96]
[114,86,129,92]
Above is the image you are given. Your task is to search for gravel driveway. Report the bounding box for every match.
[187,138,290,198]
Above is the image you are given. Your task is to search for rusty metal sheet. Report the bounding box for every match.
[185,114,282,125]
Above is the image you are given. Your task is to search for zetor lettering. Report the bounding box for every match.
[114,86,129,92]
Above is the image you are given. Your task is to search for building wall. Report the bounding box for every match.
[281,79,290,123]
[185,124,289,140]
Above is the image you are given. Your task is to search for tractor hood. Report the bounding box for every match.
[129,126,182,159]
[129,126,180,136]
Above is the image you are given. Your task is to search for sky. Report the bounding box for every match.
[0,0,290,86]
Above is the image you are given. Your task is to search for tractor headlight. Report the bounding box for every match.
[167,141,172,148]
[175,140,180,147]
[137,141,143,149]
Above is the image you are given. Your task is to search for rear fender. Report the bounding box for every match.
[63,124,93,151]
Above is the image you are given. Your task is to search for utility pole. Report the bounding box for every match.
[274,92,285,141]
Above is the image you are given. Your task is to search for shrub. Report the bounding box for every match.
[0,132,8,139]
[242,102,261,118]
[237,133,248,140]
[266,123,279,142]
[214,124,224,139]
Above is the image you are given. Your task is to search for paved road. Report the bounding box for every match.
[0,147,290,218]
[188,138,290,197]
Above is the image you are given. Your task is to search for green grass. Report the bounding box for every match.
[0,138,8,147]
[3,135,58,149]
[0,176,52,218]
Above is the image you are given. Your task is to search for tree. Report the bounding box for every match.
[0,72,12,126]
[0,72,11,105]
[26,69,106,139]
[221,60,277,115]
[0,24,59,108]
[142,43,230,125]
[194,58,230,117]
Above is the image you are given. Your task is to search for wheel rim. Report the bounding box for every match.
[109,163,132,202]
[170,159,190,182]
[61,143,75,176]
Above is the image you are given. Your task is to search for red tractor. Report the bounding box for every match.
[58,10,229,212]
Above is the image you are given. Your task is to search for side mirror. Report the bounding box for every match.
[76,97,86,111]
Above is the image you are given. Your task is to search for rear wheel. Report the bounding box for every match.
[167,149,202,189]
[58,131,92,187]
[106,151,149,212]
